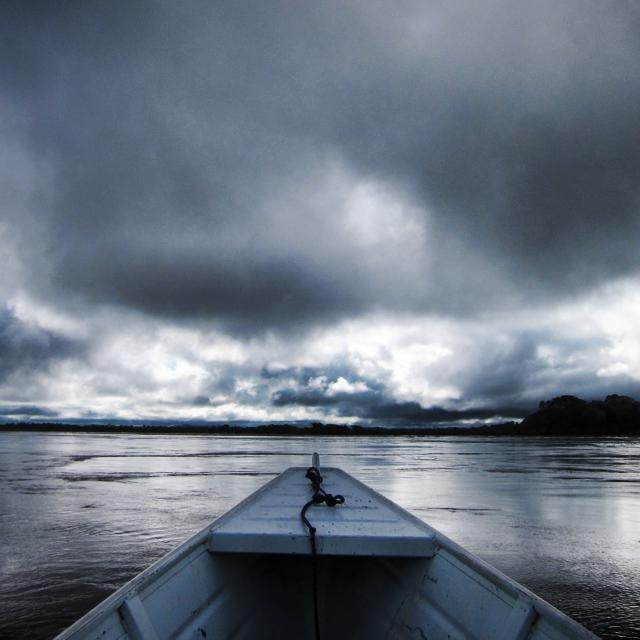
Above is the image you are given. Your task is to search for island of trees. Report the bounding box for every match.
[509,393,640,436]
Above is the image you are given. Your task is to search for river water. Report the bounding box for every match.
[1,432,639,639]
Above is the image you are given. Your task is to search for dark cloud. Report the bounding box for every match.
[271,368,525,425]
[190,395,212,407]
[272,386,378,410]
[457,328,640,410]
[57,251,369,330]
[2,2,640,332]
[359,402,527,425]
[0,404,58,418]
[459,331,584,405]
[0,306,83,382]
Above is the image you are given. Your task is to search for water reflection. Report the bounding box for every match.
[1,433,639,639]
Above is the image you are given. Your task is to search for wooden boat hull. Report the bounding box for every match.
[56,467,599,639]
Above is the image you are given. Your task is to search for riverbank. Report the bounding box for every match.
[0,420,521,436]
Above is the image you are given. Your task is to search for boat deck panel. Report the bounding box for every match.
[208,467,438,556]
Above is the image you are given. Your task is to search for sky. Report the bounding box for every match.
[1,1,640,426]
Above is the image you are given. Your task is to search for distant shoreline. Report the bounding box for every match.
[2,393,639,437]
[0,418,638,437]
[0,421,519,436]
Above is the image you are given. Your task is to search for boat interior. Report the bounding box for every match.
[58,466,592,640]
[73,544,575,640]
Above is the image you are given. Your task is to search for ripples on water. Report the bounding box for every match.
[1,432,639,639]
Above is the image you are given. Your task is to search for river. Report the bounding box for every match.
[1,432,639,639]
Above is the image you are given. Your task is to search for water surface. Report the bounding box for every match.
[1,432,639,639]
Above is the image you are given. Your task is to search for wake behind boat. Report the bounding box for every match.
[57,455,598,639]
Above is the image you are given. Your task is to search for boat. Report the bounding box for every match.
[56,454,599,640]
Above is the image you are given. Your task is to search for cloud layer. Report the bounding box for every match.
[1,2,640,422]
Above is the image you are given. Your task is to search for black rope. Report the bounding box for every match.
[300,467,344,640]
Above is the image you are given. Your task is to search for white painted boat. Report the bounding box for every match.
[57,455,599,640]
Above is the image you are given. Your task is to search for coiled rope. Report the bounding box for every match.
[300,465,345,640]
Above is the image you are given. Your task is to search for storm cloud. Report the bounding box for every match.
[0,306,82,383]
[271,373,527,425]
[1,2,640,422]
[4,1,640,324]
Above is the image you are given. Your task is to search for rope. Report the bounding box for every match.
[300,466,344,640]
